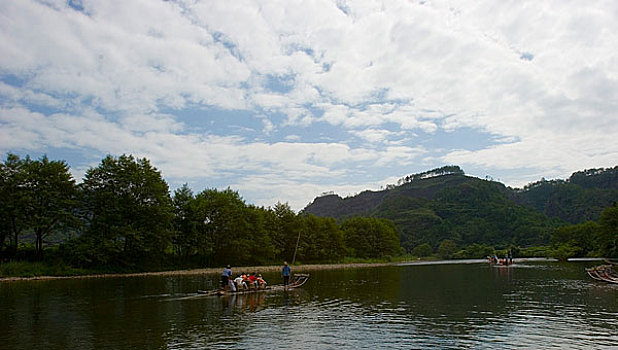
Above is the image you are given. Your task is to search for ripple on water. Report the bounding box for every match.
[5,262,614,350]
[161,262,618,349]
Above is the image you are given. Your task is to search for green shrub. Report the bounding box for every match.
[411,243,433,257]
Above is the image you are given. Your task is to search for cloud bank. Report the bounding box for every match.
[1,0,617,210]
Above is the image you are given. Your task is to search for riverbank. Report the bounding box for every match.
[0,262,399,282]
[0,257,573,282]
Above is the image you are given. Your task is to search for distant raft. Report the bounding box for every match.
[197,273,310,296]
[586,265,618,284]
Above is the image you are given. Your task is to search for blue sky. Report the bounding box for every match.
[1,0,617,210]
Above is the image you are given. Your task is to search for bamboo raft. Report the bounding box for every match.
[586,265,618,284]
[197,274,310,296]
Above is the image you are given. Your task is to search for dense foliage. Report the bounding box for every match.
[340,217,400,258]
[306,173,560,252]
[0,154,386,271]
[549,204,618,260]
[596,203,618,257]
[65,155,174,267]
[2,155,617,276]
[514,166,618,223]
[304,167,618,259]
[1,155,78,259]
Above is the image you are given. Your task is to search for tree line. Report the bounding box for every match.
[397,165,464,185]
[514,166,618,223]
[548,203,618,260]
[0,154,401,270]
[2,154,616,273]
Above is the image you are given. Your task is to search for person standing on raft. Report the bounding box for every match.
[221,265,232,290]
[282,261,291,286]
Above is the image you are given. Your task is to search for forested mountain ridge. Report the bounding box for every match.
[512,166,618,223]
[302,166,618,252]
[304,171,489,218]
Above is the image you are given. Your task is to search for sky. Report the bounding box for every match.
[1,0,617,211]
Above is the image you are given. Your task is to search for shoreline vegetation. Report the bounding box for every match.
[0,261,398,282]
[0,245,556,280]
[2,155,616,281]
[1,257,593,283]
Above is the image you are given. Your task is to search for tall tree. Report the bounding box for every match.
[298,215,345,262]
[438,239,458,259]
[550,221,599,258]
[267,202,302,261]
[597,203,618,257]
[81,155,173,266]
[0,154,29,257]
[341,217,400,259]
[193,188,270,266]
[172,184,207,264]
[245,205,276,265]
[23,156,78,259]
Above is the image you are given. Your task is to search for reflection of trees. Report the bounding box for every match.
[1,274,285,349]
[4,263,618,349]
[0,277,174,349]
[301,264,512,340]
[303,267,403,305]
[399,264,511,331]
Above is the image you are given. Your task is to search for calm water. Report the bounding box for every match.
[1,261,617,349]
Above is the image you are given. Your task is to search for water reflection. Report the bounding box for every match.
[1,262,617,349]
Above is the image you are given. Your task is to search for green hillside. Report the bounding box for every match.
[303,166,618,253]
[513,166,618,223]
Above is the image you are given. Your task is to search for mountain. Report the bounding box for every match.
[302,166,618,252]
[512,166,618,224]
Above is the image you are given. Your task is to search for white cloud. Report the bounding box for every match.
[1,0,617,209]
[261,117,275,135]
[234,173,404,211]
[0,0,251,113]
[0,82,64,109]
[284,135,301,141]
[0,104,422,201]
[351,128,391,144]
[443,132,618,181]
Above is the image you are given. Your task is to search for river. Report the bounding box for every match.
[1,260,616,349]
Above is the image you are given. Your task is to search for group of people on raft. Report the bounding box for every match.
[220,261,292,292]
[487,252,514,266]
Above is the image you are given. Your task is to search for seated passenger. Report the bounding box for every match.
[256,274,267,289]
[242,273,250,287]
[248,272,258,289]
[234,274,247,290]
